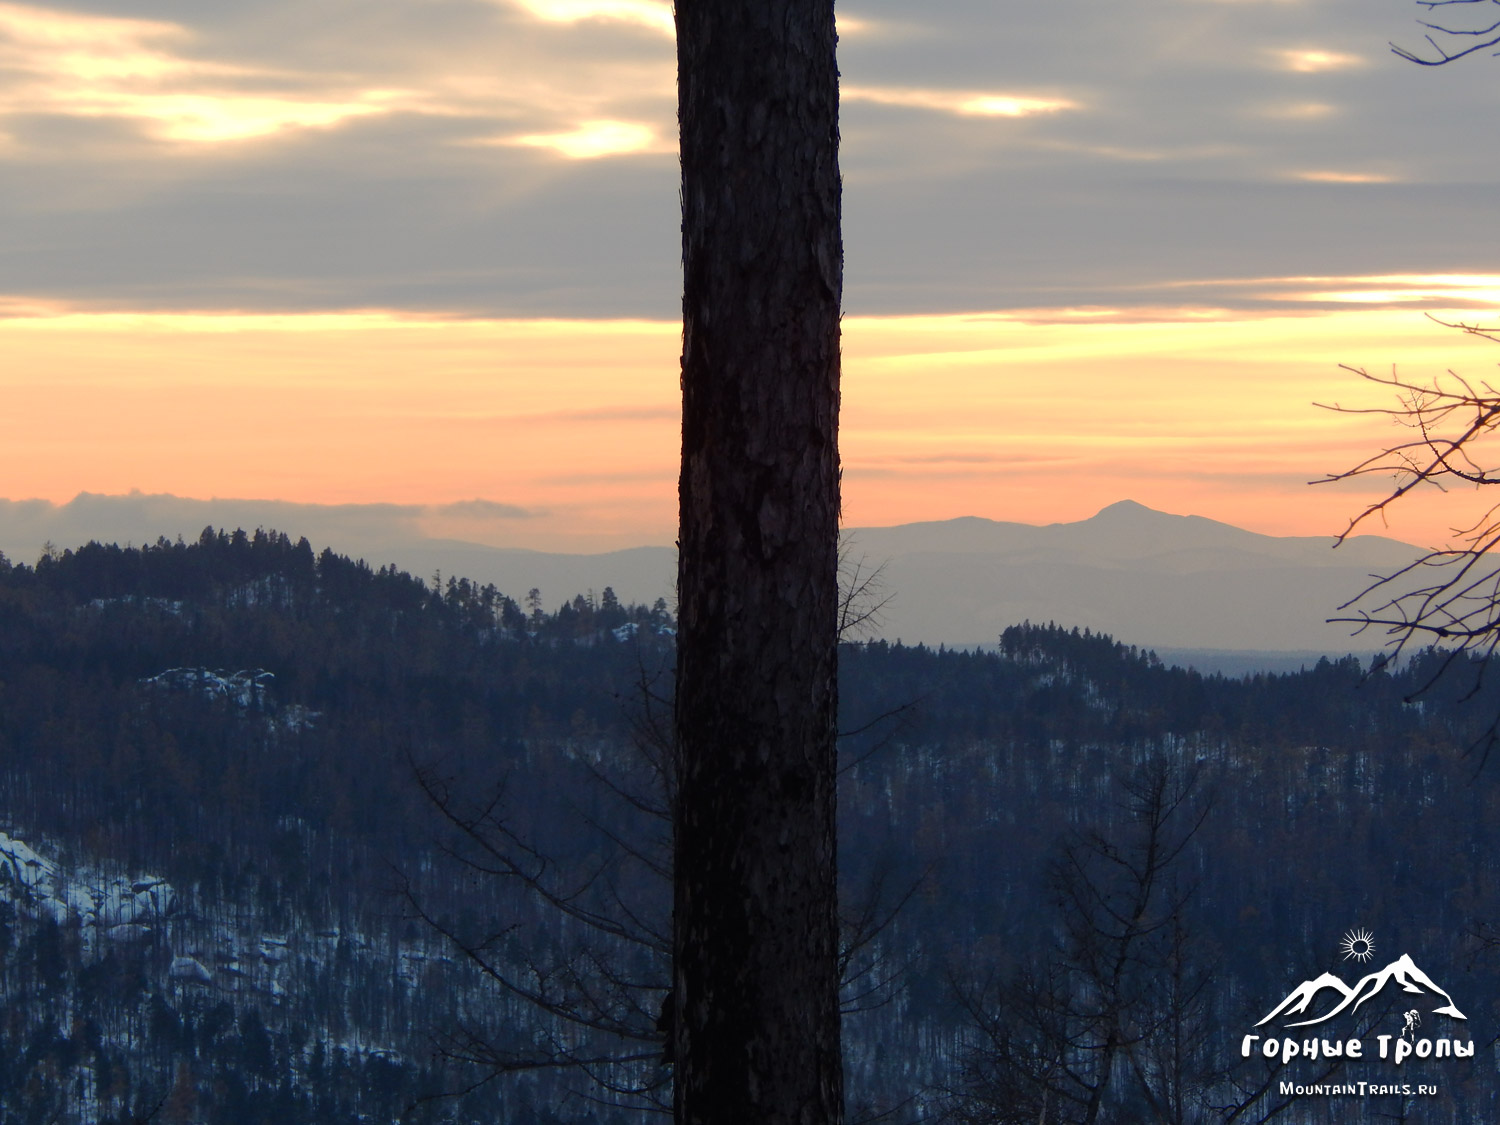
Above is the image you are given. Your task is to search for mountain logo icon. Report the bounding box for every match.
[1256,953,1467,1029]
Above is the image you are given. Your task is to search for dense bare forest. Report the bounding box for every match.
[0,528,1493,1123]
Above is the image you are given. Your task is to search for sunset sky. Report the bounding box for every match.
[4,0,1500,552]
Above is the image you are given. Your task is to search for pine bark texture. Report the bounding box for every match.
[672,0,843,1122]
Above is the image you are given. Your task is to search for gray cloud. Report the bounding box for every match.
[0,491,550,566]
[432,498,539,519]
[0,0,1496,315]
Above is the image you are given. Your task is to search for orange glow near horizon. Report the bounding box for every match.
[3,300,1499,552]
[840,308,1500,549]
[0,311,681,550]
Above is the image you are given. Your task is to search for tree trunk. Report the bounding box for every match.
[672,0,843,1122]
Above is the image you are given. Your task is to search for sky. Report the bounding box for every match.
[4,0,1500,552]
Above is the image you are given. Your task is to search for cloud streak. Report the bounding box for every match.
[1271,47,1364,73]
[505,118,667,159]
[1292,170,1395,184]
[843,85,1078,118]
[507,0,674,38]
[0,2,411,143]
[0,0,1493,321]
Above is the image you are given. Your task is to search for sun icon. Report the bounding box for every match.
[1340,928,1376,963]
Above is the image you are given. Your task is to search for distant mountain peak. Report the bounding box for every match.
[1084,499,1222,527]
[1094,499,1159,517]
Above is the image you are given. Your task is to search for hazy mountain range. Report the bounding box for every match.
[0,493,1423,662]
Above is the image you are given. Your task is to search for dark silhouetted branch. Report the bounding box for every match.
[1392,0,1500,63]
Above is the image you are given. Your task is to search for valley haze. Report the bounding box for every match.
[0,493,1416,663]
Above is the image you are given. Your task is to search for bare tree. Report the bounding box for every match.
[1317,319,1500,708]
[1337,0,1500,717]
[1393,0,1500,65]
[838,539,894,643]
[404,723,674,1113]
[673,0,844,1122]
[404,640,917,1117]
[942,763,1223,1125]
[940,762,1352,1125]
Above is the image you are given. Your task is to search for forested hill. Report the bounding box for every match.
[0,527,675,874]
[0,528,1495,1123]
[0,525,1482,876]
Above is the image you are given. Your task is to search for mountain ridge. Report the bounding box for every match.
[0,493,1424,655]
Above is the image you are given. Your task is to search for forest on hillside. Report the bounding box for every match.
[0,528,1495,1123]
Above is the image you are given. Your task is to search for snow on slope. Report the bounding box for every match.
[0,829,173,936]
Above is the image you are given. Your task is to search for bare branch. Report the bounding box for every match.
[942,762,1229,1125]
[1316,321,1500,758]
[1393,0,1500,63]
[838,536,895,641]
[402,635,925,1115]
